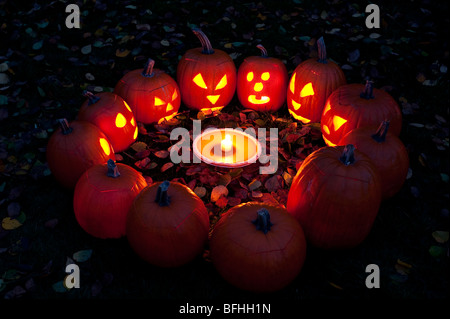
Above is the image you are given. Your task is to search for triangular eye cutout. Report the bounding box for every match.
[154,97,165,106]
[215,75,227,90]
[289,73,296,94]
[193,73,208,89]
[333,115,347,131]
[300,82,314,97]
[172,90,178,101]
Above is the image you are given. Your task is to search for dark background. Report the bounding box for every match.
[0,0,448,306]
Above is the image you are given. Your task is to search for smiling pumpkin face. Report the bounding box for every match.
[237,45,288,112]
[177,29,236,112]
[287,37,346,124]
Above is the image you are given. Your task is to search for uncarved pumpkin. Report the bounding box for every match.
[46,119,115,188]
[78,91,137,152]
[177,29,236,112]
[320,80,402,146]
[287,37,346,124]
[114,58,181,124]
[126,181,210,267]
[237,44,288,112]
[210,202,307,292]
[286,144,382,249]
[339,120,409,200]
[73,159,147,239]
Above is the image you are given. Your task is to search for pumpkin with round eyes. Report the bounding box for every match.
[114,58,181,124]
[46,119,115,189]
[320,80,402,147]
[177,29,236,112]
[287,37,346,124]
[78,91,137,152]
[237,45,288,112]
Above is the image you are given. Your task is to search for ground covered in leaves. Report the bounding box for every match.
[0,0,448,302]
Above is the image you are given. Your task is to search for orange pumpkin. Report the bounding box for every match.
[286,144,382,249]
[73,159,147,238]
[236,44,288,112]
[46,119,115,188]
[320,80,402,146]
[177,29,236,112]
[287,37,346,124]
[126,181,210,267]
[114,58,181,124]
[339,120,409,200]
[78,91,137,152]
[210,202,307,292]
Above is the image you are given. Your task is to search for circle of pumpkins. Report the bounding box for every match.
[46,29,409,293]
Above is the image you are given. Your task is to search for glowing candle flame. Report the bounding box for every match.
[221,134,233,152]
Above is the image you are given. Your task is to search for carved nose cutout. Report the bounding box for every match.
[207,95,220,104]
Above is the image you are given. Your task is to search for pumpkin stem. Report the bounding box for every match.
[340,144,356,165]
[252,208,273,234]
[58,118,73,135]
[82,90,100,105]
[106,159,120,178]
[317,37,328,64]
[155,180,171,206]
[360,79,374,99]
[256,44,268,58]
[142,58,155,78]
[372,120,390,143]
[192,28,215,55]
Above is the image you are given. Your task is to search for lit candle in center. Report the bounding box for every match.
[221,134,233,152]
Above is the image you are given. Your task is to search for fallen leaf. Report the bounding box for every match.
[2,217,22,230]
[161,162,174,172]
[432,231,449,243]
[73,249,93,262]
[211,185,228,202]
[194,186,207,198]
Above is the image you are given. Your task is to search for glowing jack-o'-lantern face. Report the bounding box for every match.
[177,29,236,112]
[287,37,346,124]
[320,82,403,147]
[78,92,138,152]
[236,45,288,112]
[114,58,181,125]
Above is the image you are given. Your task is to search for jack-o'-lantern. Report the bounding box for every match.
[237,45,288,112]
[114,58,181,124]
[177,29,236,112]
[46,119,115,189]
[287,37,346,124]
[78,91,137,152]
[320,80,402,146]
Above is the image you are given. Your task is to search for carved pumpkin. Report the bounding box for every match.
[177,29,236,112]
[286,144,382,249]
[78,91,137,152]
[236,44,288,112]
[126,181,210,267]
[320,80,402,146]
[339,120,409,200]
[210,202,307,292]
[287,37,346,124]
[46,119,115,188]
[73,159,147,239]
[114,58,181,124]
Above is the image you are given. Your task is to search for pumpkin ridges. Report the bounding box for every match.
[287,145,382,249]
[210,202,306,292]
[126,181,209,267]
[339,122,409,199]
